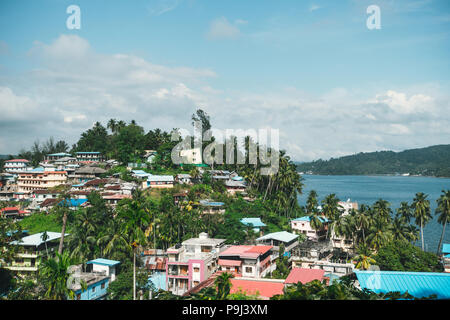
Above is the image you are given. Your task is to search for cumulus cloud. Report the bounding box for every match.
[1,34,449,162]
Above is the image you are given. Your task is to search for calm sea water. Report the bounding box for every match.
[297,174,450,253]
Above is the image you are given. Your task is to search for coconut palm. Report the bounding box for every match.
[373,199,392,222]
[39,251,75,300]
[391,217,413,242]
[215,272,234,300]
[396,201,412,223]
[436,190,450,255]
[411,192,432,251]
[353,244,376,270]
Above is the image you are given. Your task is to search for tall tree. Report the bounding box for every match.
[411,192,432,251]
[436,190,450,255]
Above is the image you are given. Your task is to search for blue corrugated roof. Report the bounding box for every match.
[292,216,329,223]
[355,270,450,299]
[442,243,450,254]
[240,218,266,227]
[59,199,87,207]
[86,258,120,267]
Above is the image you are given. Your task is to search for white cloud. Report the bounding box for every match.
[207,17,241,40]
[1,35,449,162]
[309,4,322,12]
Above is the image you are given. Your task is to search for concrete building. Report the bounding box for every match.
[218,245,276,278]
[256,231,299,258]
[17,170,67,193]
[75,152,104,162]
[291,216,329,241]
[145,175,174,189]
[3,159,30,173]
[5,231,68,278]
[166,233,226,296]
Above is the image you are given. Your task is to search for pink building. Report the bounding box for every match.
[218,245,276,278]
[166,233,226,296]
[3,159,30,173]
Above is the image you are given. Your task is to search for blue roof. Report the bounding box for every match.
[442,243,450,254]
[86,258,120,267]
[292,216,329,223]
[76,152,101,154]
[148,272,166,291]
[199,200,225,207]
[48,152,72,156]
[355,270,450,299]
[59,199,87,207]
[240,218,266,227]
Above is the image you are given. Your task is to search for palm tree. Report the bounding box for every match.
[436,190,450,255]
[411,192,432,251]
[396,201,412,223]
[215,272,234,300]
[56,189,72,255]
[353,244,376,270]
[41,231,49,258]
[391,217,412,242]
[39,251,75,300]
[373,199,392,222]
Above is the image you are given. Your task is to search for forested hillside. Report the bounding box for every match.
[296,145,450,177]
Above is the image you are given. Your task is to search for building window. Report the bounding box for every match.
[193,267,200,273]
[101,282,105,289]
[245,267,252,273]
[92,286,95,292]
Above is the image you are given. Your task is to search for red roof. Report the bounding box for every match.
[220,245,273,259]
[285,268,326,284]
[230,279,284,299]
[0,207,20,212]
[245,245,273,254]
[218,259,242,267]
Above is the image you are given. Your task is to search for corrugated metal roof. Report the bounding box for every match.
[11,231,68,247]
[292,216,329,223]
[147,175,174,182]
[86,258,120,267]
[355,270,450,299]
[240,218,266,227]
[256,231,299,243]
[442,243,450,254]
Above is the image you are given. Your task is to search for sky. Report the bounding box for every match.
[0,0,449,161]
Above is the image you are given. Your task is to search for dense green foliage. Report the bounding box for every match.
[375,240,443,272]
[296,144,450,177]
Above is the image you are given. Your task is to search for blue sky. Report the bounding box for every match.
[0,0,449,160]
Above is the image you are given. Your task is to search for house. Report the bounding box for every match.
[142,249,167,291]
[240,217,266,234]
[218,245,276,278]
[102,194,132,206]
[68,258,120,300]
[0,207,30,219]
[224,180,246,195]
[45,153,73,162]
[256,231,299,258]
[3,159,30,173]
[285,268,328,285]
[442,243,450,273]
[199,200,225,214]
[17,170,67,193]
[175,173,192,185]
[338,199,358,215]
[32,189,60,203]
[145,175,174,189]
[229,278,285,299]
[75,152,104,162]
[290,216,329,241]
[355,270,450,299]
[166,233,226,296]
[144,150,157,163]
[173,191,189,205]
[179,148,202,165]
[0,172,15,188]
[69,166,106,183]
[5,231,68,278]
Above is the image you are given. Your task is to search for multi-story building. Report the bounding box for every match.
[256,231,299,258]
[4,231,67,278]
[166,233,226,296]
[17,169,67,193]
[218,245,276,278]
[144,175,174,189]
[3,159,30,173]
[45,153,73,162]
[68,258,120,300]
[442,243,450,273]
[291,216,329,241]
[75,152,104,162]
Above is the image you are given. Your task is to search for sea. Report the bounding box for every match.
[297,174,450,253]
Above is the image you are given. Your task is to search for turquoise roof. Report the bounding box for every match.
[292,216,329,223]
[11,231,68,247]
[86,258,120,267]
[59,199,87,207]
[48,152,72,156]
[240,218,266,227]
[355,270,450,299]
[442,243,450,254]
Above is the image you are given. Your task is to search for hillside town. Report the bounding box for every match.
[1,143,450,300]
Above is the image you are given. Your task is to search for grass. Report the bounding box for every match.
[19,212,65,234]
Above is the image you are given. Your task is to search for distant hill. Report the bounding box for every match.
[296,144,450,177]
